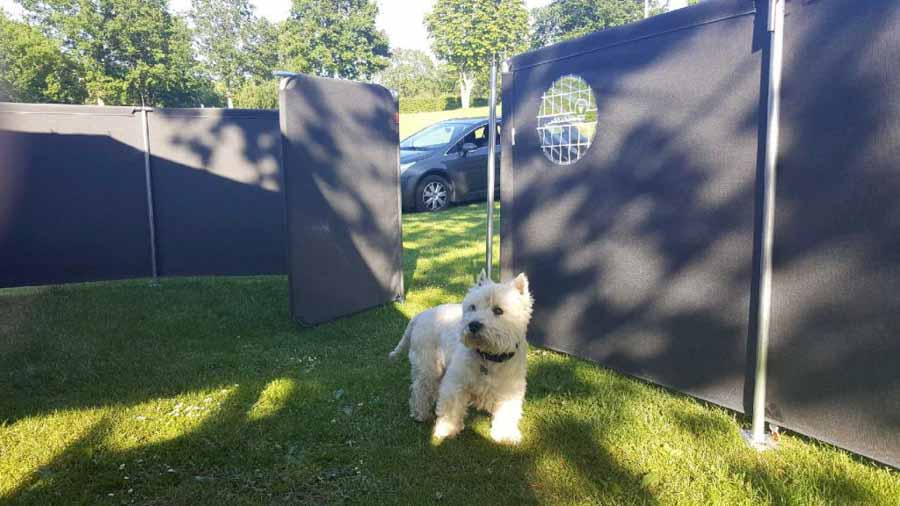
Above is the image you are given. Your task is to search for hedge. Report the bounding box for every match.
[399,95,491,114]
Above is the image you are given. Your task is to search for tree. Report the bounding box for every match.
[375,48,439,97]
[190,0,257,108]
[279,0,390,80]
[530,0,644,49]
[425,0,528,109]
[243,18,280,82]
[0,11,85,103]
[19,0,216,107]
[190,0,275,108]
[232,79,279,109]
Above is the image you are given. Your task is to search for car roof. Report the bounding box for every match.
[439,116,502,125]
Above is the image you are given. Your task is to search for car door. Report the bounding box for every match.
[464,123,502,198]
[445,124,490,200]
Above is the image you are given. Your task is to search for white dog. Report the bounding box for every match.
[390,270,533,444]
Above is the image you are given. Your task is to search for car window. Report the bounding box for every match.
[454,125,489,152]
[401,123,468,150]
[472,126,489,148]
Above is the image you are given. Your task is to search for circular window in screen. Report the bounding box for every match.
[537,75,598,165]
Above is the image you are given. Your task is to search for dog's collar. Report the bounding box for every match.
[477,344,518,364]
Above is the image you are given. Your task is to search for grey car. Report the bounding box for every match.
[399,117,501,212]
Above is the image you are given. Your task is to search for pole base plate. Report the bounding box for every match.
[741,429,778,452]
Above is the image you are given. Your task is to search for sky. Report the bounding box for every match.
[2,0,688,54]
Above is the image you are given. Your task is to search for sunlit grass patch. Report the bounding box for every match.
[247,379,298,422]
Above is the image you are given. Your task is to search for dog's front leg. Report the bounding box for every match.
[490,397,523,444]
[433,382,469,440]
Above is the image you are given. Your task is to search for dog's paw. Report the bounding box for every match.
[490,425,522,445]
[433,418,461,440]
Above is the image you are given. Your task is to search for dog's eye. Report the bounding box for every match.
[492,306,504,316]
[469,304,476,312]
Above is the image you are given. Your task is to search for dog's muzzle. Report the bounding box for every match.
[468,321,483,333]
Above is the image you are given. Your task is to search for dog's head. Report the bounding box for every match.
[460,270,533,354]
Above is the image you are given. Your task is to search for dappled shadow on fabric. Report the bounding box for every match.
[503,0,900,467]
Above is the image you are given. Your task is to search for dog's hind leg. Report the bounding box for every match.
[408,351,442,422]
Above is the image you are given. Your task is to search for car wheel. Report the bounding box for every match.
[416,175,450,212]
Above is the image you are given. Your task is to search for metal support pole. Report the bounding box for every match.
[138,106,159,284]
[744,0,784,451]
[485,55,498,280]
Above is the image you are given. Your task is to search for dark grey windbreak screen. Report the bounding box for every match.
[148,108,285,277]
[767,0,900,468]
[0,103,285,288]
[504,0,900,468]
[0,104,153,286]
[504,0,762,413]
[280,74,403,326]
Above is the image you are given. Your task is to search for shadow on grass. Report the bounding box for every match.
[402,203,499,298]
[6,377,377,504]
[3,200,894,503]
[367,357,658,504]
[2,275,896,504]
[0,275,413,503]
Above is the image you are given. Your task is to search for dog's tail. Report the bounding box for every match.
[389,316,416,362]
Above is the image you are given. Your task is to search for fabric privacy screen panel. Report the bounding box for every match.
[147,108,285,277]
[279,74,404,326]
[503,0,763,412]
[504,0,900,468]
[0,104,153,287]
[766,0,900,468]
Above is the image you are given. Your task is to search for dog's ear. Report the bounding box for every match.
[476,268,489,286]
[512,273,529,297]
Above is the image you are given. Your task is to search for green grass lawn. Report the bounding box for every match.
[399,105,500,139]
[1,203,897,505]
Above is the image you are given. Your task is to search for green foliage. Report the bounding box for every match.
[398,94,489,114]
[425,0,529,72]
[19,0,215,107]
[425,0,528,108]
[189,0,278,105]
[244,18,280,81]
[0,11,85,103]
[279,0,390,80]
[232,79,279,110]
[376,48,440,97]
[530,0,644,49]
[435,62,462,95]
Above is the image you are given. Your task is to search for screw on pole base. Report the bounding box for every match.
[741,429,778,452]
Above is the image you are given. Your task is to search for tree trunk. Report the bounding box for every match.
[459,72,475,109]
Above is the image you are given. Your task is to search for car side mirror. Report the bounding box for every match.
[461,142,478,155]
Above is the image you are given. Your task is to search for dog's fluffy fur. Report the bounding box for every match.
[390,271,533,443]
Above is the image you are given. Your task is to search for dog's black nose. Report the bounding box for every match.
[468,321,483,333]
